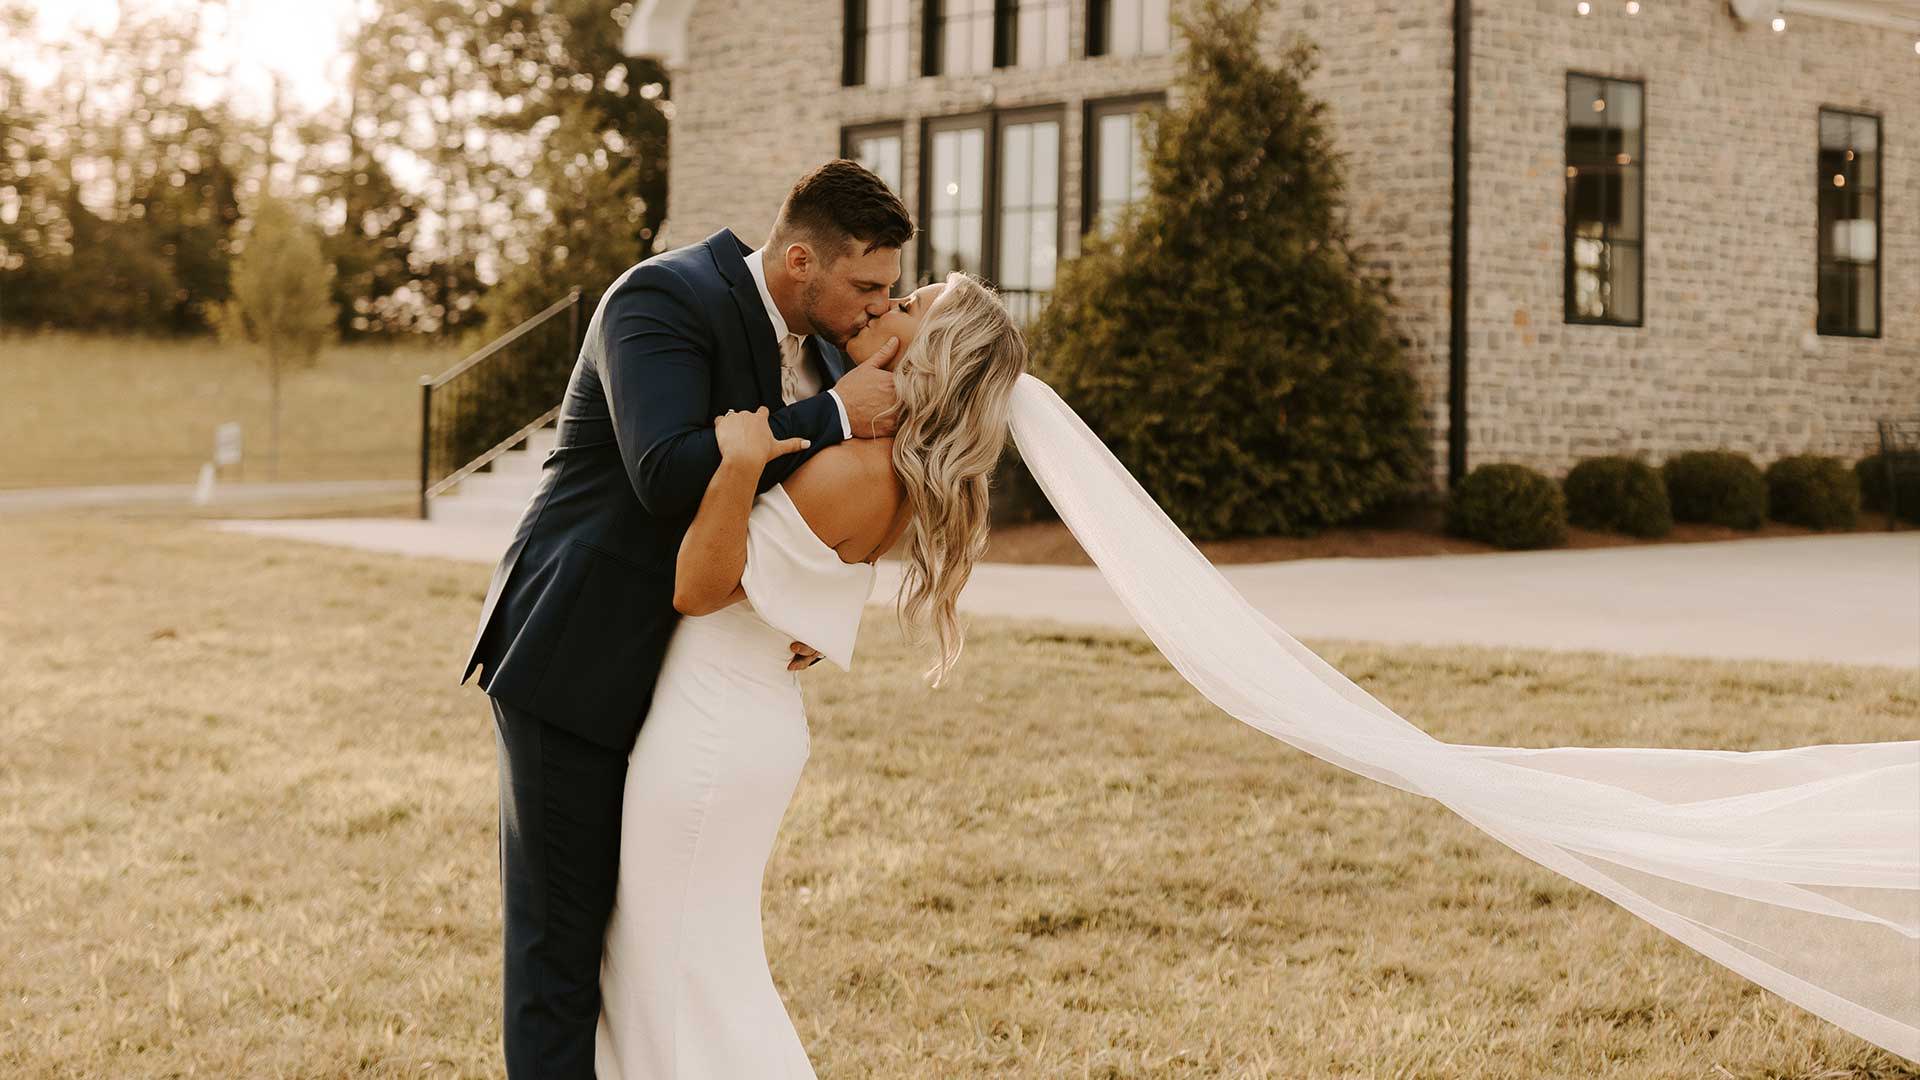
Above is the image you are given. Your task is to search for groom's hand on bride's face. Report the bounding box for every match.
[834,335,901,440]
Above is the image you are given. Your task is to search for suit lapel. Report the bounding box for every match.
[710,228,782,406]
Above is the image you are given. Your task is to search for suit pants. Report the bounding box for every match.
[491,695,629,1079]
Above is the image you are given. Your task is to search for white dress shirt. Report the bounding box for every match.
[746,247,853,440]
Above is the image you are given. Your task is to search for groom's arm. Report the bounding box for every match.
[599,263,847,520]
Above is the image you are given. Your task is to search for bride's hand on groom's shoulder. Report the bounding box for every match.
[715,406,811,467]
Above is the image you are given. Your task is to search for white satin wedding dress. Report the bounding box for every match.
[594,482,874,1080]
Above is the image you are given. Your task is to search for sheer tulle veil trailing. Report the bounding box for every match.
[1003,372,1920,1060]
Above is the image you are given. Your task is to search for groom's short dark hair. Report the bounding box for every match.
[772,160,914,265]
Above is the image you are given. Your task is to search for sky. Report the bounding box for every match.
[21,0,362,114]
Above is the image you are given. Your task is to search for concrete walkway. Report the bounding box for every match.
[0,480,413,513]
[211,515,1920,670]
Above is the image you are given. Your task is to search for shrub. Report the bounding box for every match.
[1765,454,1859,530]
[1661,451,1766,530]
[1562,456,1672,538]
[1855,453,1920,523]
[1027,0,1432,540]
[1445,464,1567,550]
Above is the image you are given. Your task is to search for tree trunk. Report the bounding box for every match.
[269,353,281,482]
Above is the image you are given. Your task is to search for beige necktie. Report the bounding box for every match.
[777,332,807,405]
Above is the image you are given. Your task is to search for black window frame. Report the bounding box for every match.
[1815,106,1883,339]
[841,121,907,200]
[1082,91,1164,236]
[916,104,1067,318]
[1563,71,1647,329]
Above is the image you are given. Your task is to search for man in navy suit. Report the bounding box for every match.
[462,160,914,1076]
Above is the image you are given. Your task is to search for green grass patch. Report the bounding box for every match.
[1,332,460,489]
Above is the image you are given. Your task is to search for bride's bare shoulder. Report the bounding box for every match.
[783,440,905,561]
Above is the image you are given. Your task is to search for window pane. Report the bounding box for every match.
[1112,0,1141,56]
[1098,114,1132,203]
[852,133,902,194]
[1614,166,1641,242]
[997,117,1060,320]
[960,127,984,210]
[1142,0,1170,53]
[1610,243,1641,323]
[928,124,986,278]
[1851,264,1877,334]
[1609,82,1643,159]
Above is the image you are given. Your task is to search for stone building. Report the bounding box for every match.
[623,0,1919,490]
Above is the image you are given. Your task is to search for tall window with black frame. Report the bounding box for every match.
[1817,108,1881,337]
[1086,97,1157,236]
[1565,73,1645,326]
[995,112,1061,324]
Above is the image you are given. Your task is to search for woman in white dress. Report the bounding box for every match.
[594,271,1030,1078]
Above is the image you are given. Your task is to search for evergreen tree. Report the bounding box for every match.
[1028,0,1432,539]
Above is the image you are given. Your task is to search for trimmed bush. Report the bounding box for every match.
[1445,464,1567,550]
[1661,451,1766,530]
[1563,456,1672,538]
[1765,454,1859,530]
[1856,453,1920,523]
[1027,0,1433,540]
[1857,453,1889,511]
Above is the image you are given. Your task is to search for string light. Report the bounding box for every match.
[1576,1,1591,15]
[1771,16,1786,31]
[1625,0,1640,13]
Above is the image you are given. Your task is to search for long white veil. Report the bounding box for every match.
[1004,372,1919,1060]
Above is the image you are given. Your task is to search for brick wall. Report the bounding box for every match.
[1466,0,1919,473]
[661,0,1916,490]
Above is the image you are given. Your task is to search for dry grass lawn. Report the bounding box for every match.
[1,332,460,489]
[1,512,1914,1078]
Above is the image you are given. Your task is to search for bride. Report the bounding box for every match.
[596,269,1919,1073]
[593,269,1026,1077]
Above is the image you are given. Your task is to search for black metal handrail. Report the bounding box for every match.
[418,288,590,518]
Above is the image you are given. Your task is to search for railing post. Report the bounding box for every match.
[418,375,434,520]
[569,286,583,356]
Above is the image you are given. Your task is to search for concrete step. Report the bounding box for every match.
[453,469,542,504]
[486,447,546,477]
[525,427,559,456]
[427,493,530,530]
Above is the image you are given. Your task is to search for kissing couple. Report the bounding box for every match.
[461,158,1920,1074]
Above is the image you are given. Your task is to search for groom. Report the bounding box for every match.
[461,160,915,1076]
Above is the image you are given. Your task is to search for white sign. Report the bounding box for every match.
[193,462,217,505]
[214,422,242,467]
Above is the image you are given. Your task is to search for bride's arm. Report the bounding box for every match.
[673,407,810,616]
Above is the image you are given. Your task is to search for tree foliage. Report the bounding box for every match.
[1028,0,1432,539]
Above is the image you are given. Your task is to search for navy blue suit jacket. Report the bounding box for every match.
[462,228,852,751]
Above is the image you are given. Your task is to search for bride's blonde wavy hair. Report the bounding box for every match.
[884,271,1029,687]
